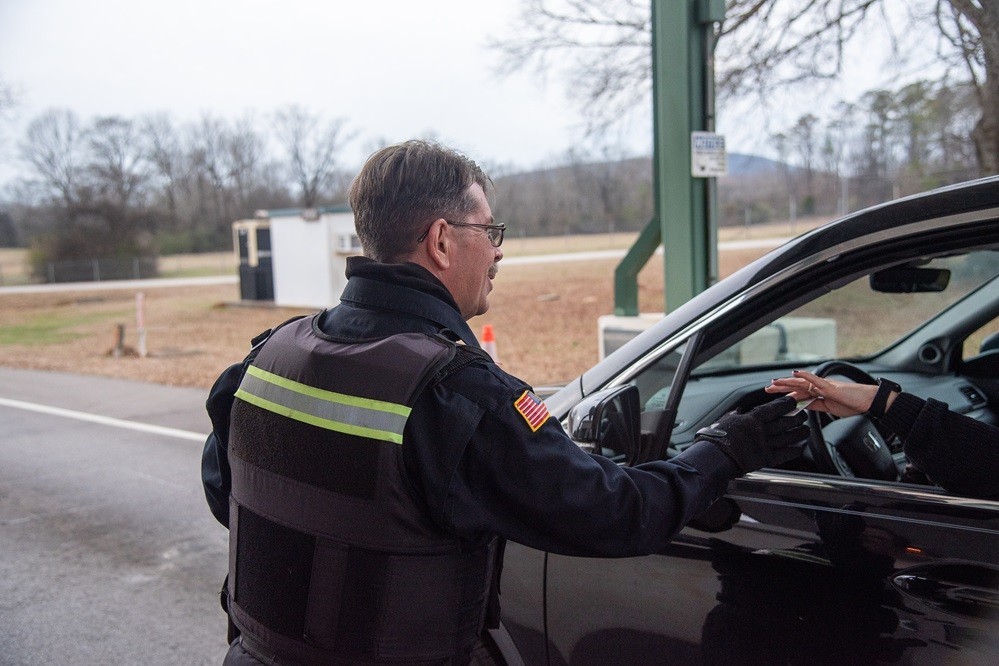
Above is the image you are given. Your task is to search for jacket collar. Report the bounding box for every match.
[338,256,480,347]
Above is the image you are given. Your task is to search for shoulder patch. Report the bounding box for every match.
[514,390,550,432]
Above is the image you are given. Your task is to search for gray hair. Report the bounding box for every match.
[348,140,492,262]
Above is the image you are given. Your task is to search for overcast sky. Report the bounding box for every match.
[0,0,919,186]
[0,0,622,177]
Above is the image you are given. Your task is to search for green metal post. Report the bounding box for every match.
[700,0,725,287]
[655,0,700,313]
[613,0,724,315]
[613,218,660,316]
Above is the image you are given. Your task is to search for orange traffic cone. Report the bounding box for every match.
[480,324,498,362]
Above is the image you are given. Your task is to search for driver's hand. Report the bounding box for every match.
[695,396,809,475]
[766,370,879,417]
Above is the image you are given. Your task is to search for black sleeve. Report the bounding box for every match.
[201,361,246,526]
[201,317,302,526]
[403,363,738,558]
[884,394,999,499]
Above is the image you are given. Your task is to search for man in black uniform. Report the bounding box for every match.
[202,140,808,665]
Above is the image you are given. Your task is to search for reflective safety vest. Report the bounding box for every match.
[226,316,500,664]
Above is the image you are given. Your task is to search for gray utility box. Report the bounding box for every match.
[598,314,836,365]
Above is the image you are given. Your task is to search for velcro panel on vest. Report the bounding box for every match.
[235,504,315,639]
[335,547,463,659]
[228,453,460,560]
[231,398,381,499]
[233,503,470,660]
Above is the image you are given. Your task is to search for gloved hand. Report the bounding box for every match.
[695,395,809,475]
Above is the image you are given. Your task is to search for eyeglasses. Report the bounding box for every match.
[417,220,506,247]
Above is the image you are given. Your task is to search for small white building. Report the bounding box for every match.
[234,205,362,309]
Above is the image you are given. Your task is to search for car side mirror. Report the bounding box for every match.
[567,385,640,460]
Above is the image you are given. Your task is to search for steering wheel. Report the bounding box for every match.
[806,361,899,481]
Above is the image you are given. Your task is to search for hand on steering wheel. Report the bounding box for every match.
[766,361,898,481]
[766,369,879,417]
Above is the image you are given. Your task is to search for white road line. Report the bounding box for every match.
[0,396,206,442]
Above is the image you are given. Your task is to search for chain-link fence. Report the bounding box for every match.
[0,252,235,287]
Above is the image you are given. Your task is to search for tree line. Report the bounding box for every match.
[494,77,983,235]
[1,106,355,266]
[0,78,987,270]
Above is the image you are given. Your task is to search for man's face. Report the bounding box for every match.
[450,183,502,320]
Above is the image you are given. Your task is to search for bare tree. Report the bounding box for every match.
[274,105,355,208]
[822,106,855,213]
[770,131,798,221]
[852,89,898,203]
[226,113,266,209]
[496,0,999,173]
[494,0,651,134]
[189,114,242,239]
[0,76,16,115]
[933,0,998,172]
[928,80,979,173]
[790,113,819,212]
[88,116,149,211]
[19,109,85,207]
[142,113,183,230]
[184,113,281,243]
[0,75,19,161]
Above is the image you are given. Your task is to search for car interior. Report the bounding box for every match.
[592,242,999,492]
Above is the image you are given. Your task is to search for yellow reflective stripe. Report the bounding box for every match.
[235,365,411,444]
[234,390,405,444]
[245,365,410,416]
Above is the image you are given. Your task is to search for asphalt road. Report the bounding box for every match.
[0,367,230,665]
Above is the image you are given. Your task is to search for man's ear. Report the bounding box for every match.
[424,218,452,271]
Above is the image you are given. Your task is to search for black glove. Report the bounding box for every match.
[696,396,809,475]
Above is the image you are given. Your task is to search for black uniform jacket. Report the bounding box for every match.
[881,392,999,500]
[202,257,740,557]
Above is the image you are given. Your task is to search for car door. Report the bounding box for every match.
[540,230,999,664]
[543,473,999,664]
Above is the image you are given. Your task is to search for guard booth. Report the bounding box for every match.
[233,219,274,300]
[233,205,362,308]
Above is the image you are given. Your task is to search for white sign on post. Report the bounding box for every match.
[691,131,727,177]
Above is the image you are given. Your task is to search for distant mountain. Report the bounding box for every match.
[725,153,786,176]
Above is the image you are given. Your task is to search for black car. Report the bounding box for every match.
[488,177,999,664]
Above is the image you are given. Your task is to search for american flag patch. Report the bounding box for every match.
[514,390,550,432]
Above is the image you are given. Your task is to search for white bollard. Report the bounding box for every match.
[136,292,147,358]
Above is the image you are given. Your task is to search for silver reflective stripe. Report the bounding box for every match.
[235,365,411,444]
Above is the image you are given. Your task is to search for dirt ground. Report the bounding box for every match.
[0,227,810,391]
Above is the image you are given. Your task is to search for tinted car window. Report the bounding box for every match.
[697,249,999,374]
[965,315,999,360]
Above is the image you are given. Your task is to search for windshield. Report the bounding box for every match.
[695,248,999,375]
